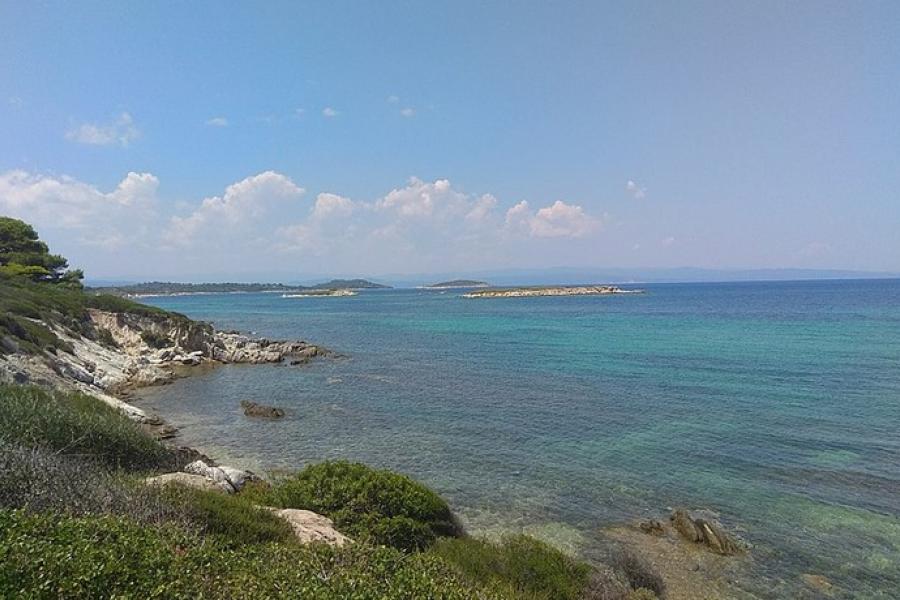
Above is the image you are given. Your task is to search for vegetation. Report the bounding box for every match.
[244,461,461,551]
[0,216,82,285]
[428,535,592,600]
[0,385,180,472]
[89,278,390,297]
[0,510,495,600]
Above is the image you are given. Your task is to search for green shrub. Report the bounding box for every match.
[0,385,179,472]
[244,461,461,551]
[429,534,592,600]
[162,484,294,546]
[0,509,501,599]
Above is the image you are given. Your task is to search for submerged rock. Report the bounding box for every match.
[240,400,285,419]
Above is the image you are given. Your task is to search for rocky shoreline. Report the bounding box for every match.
[0,307,331,430]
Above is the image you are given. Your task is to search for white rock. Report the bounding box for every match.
[267,508,352,546]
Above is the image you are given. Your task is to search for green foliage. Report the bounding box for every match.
[140,329,172,349]
[0,509,500,600]
[244,461,461,551]
[428,535,592,600]
[0,385,179,472]
[0,216,81,284]
[84,293,186,320]
[162,485,294,547]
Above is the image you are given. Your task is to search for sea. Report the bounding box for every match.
[134,279,900,598]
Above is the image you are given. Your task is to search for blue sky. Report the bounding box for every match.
[1,1,898,280]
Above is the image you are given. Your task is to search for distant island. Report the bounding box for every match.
[282,289,358,298]
[90,279,390,297]
[425,279,490,289]
[462,285,642,298]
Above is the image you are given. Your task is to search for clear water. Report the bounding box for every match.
[135,280,900,598]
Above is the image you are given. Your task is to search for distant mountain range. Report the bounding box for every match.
[89,279,390,297]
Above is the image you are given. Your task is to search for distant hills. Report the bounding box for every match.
[424,279,490,289]
[90,279,390,297]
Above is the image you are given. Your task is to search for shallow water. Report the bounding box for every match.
[135,279,900,598]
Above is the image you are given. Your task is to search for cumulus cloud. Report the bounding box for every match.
[0,170,159,248]
[206,117,229,127]
[626,180,646,200]
[165,171,305,246]
[505,200,599,238]
[322,107,339,118]
[65,112,140,147]
[1,169,606,276]
[312,193,354,220]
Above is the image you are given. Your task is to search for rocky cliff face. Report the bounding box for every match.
[0,308,329,423]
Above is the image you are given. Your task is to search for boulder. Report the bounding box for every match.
[638,519,666,535]
[145,472,230,493]
[183,460,253,492]
[240,400,285,418]
[670,509,742,555]
[267,508,352,546]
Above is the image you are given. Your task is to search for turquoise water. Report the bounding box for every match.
[135,280,900,598]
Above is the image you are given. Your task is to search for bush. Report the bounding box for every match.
[162,484,294,546]
[0,509,502,599]
[0,385,180,472]
[429,534,592,600]
[0,443,194,528]
[244,461,461,551]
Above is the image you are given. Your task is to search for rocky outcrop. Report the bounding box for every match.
[670,509,742,556]
[145,472,231,493]
[0,308,330,425]
[240,401,285,418]
[266,508,352,546]
[183,460,254,493]
[462,285,643,298]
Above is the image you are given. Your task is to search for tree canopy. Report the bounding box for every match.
[0,217,83,286]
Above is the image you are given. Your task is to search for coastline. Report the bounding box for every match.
[0,300,761,599]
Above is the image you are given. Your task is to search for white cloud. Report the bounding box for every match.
[466,194,497,223]
[65,112,140,147]
[322,107,339,118]
[165,171,304,246]
[376,177,469,218]
[312,193,354,220]
[505,199,599,238]
[626,180,646,200]
[1,169,606,276]
[400,107,415,117]
[206,117,229,127]
[0,170,159,248]
[387,95,400,104]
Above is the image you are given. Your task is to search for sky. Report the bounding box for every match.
[1,1,898,281]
